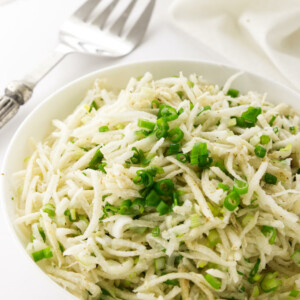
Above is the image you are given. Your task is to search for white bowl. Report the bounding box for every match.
[2,59,300,299]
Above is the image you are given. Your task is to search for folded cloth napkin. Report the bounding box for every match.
[169,0,300,91]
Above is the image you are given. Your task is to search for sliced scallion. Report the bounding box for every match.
[204,273,221,289]
[255,145,267,158]
[233,179,248,195]
[138,119,156,131]
[32,247,53,262]
[224,191,240,211]
[168,127,184,143]
[152,226,160,237]
[261,225,277,244]
[264,173,277,185]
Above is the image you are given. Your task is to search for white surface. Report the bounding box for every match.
[0,0,226,299]
[170,0,300,91]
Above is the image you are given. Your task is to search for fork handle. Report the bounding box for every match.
[0,45,70,129]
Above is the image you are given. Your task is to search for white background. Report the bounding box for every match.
[0,0,226,298]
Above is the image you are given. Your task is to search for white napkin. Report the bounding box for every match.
[169,0,300,91]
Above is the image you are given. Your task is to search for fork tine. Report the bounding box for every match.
[125,0,155,45]
[109,0,137,36]
[74,0,102,21]
[91,0,120,29]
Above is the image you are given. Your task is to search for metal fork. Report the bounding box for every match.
[0,0,155,128]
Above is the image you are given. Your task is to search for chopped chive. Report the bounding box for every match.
[138,119,156,131]
[226,89,239,98]
[224,191,240,211]
[168,127,184,143]
[269,115,277,126]
[290,126,298,134]
[133,170,153,187]
[260,135,270,145]
[167,143,180,155]
[261,225,277,244]
[38,227,46,242]
[157,104,178,122]
[255,145,267,158]
[176,153,189,163]
[264,173,277,185]
[32,247,53,262]
[204,273,221,289]
[187,80,194,88]
[249,258,260,278]
[235,107,262,128]
[151,100,160,109]
[99,126,109,132]
[145,190,161,207]
[154,179,174,196]
[42,203,55,217]
[218,182,230,191]
[58,241,64,253]
[156,118,170,139]
[233,179,248,195]
[260,272,282,293]
[88,148,104,170]
[156,201,169,215]
[88,100,98,112]
[273,127,279,134]
[152,226,161,237]
[98,162,107,174]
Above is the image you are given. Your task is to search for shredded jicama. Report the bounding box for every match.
[14,72,300,299]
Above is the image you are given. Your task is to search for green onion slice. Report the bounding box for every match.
[264,173,277,185]
[156,201,170,215]
[154,179,174,196]
[167,143,180,155]
[138,119,156,131]
[233,179,248,195]
[224,191,241,211]
[176,153,189,163]
[145,189,161,207]
[261,225,277,244]
[43,203,55,217]
[32,247,53,262]
[226,89,239,98]
[99,126,109,132]
[204,273,221,289]
[157,104,178,122]
[133,170,153,187]
[168,127,184,143]
[260,272,282,293]
[156,118,170,139]
[255,145,267,158]
[260,135,270,145]
[152,226,161,237]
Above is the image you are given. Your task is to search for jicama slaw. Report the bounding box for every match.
[13,72,300,300]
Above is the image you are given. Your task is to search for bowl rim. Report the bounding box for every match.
[1,58,300,298]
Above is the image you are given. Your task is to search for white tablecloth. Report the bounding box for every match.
[0,0,225,298]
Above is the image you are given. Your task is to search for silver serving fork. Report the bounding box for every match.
[0,0,155,128]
